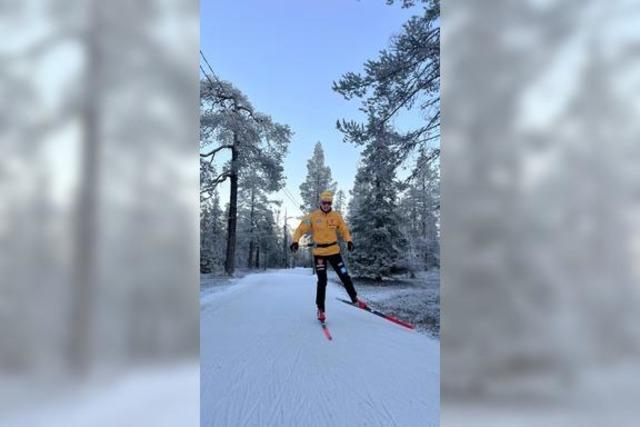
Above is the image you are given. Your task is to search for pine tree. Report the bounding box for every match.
[200,160,225,272]
[299,142,337,211]
[332,189,348,256]
[238,169,265,269]
[236,167,283,270]
[399,148,440,271]
[255,207,281,269]
[333,0,440,170]
[348,130,406,281]
[334,190,347,214]
[200,74,291,275]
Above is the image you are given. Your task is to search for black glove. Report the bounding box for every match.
[290,242,299,252]
[347,241,354,252]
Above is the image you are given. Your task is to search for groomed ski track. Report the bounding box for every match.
[201,268,439,427]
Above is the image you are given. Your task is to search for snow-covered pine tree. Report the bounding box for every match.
[332,189,349,256]
[200,74,291,275]
[299,142,337,212]
[348,130,407,281]
[201,160,225,272]
[254,207,281,269]
[399,147,440,272]
[333,0,440,173]
[235,164,285,269]
[334,189,347,214]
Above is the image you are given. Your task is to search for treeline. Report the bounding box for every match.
[291,138,439,281]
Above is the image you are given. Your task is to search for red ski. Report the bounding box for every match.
[319,320,333,340]
[336,298,415,330]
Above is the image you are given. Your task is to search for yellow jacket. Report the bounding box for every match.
[292,209,352,256]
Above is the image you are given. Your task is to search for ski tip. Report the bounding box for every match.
[337,297,416,330]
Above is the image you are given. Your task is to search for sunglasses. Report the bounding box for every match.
[320,201,332,205]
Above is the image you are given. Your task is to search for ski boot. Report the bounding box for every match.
[353,298,367,309]
[317,309,326,322]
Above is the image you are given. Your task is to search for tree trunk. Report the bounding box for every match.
[70,0,101,376]
[248,240,254,269]
[255,245,260,269]
[247,189,255,268]
[224,133,239,275]
[263,246,268,270]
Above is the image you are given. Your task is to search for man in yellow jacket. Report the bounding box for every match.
[290,190,366,321]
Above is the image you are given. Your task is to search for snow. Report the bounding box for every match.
[337,270,440,338]
[442,362,640,427]
[201,268,440,427]
[0,363,199,427]
[200,272,245,305]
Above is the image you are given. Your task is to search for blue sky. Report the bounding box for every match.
[201,0,417,219]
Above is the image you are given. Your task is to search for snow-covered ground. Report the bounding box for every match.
[200,268,440,427]
[200,271,246,305]
[0,363,199,427]
[335,270,440,338]
[442,360,640,427]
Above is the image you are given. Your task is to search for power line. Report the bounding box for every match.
[286,187,305,210]
[282,187,299,207]
[200,50,225,94]
[200,64,216,90]
[200,50,217,78]
[281,187,304,215]
[279,185,296,206]
[285,186,308,214]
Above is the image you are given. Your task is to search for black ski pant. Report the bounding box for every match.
[314,253,357,312]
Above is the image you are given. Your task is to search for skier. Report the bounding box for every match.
[290,190,366,322]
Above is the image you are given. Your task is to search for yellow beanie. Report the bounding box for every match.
[319,191,333,202]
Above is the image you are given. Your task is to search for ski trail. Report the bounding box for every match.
[201,269,439,427]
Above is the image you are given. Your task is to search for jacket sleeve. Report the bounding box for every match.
[337,213,352,242]
[292,215,312,243]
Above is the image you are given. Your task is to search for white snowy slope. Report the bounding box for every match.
[201,268,440,427]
